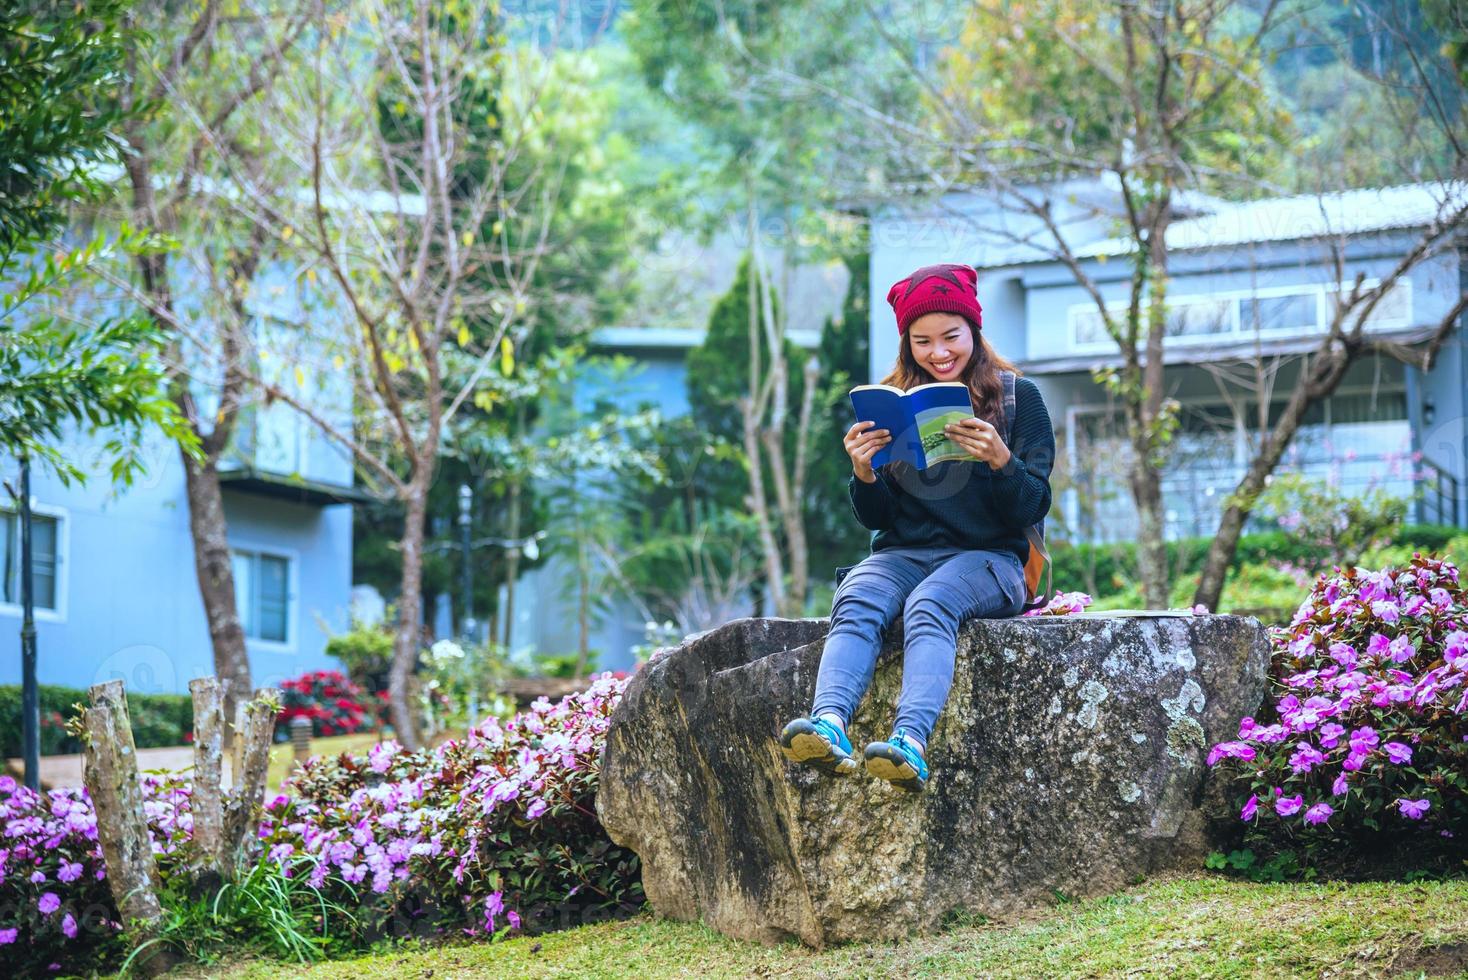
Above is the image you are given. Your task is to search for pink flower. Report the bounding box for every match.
[0,928,14,945]
[1206,741,1256,766]
[1331,772,1349,796]
[1396,798,1430,820]
[1304,803,1333,825]
[1383,742,1412,765]
[1318,723,1346,749]
[1239,794,1258,821]
[1275,794,1304,817]
[38,892,60,915]
[1288,743,1325,774]
[525,798,548,820]
[61,913,77,939]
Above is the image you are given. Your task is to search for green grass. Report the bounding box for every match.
[181,870,1468,979]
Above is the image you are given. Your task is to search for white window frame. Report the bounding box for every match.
[0,500,69,624]
[230,542,299,653]
[1066,277,1413,353]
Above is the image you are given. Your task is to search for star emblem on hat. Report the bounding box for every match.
[901,264,968,299]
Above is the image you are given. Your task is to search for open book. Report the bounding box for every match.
[850,381,975,470]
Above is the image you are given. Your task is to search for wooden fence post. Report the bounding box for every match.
[188,677,226,877]
[222,687,279,876]
[83,680,176,974]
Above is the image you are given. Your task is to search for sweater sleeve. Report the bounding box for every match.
[987,377,1055,529]
[849,467,900,530]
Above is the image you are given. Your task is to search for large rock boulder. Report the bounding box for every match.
[596,612,1269,947]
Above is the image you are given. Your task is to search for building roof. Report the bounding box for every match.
[589,325,822,351]
[1074,182,1467,260]
[1017,323,1443,376]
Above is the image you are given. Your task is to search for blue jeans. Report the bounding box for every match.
[811,545,1027,746]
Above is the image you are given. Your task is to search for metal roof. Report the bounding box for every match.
[1073,182,1467,260]
[1017,323,1443,376]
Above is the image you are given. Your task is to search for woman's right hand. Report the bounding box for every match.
[845,420,891,483]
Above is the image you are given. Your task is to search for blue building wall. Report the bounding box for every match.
[1,428,353,696]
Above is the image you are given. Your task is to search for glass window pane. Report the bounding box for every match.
[232,552,254,637]
[1073,308,1107,346]
[31,516,56,610]
[258,555,288,642]
[1164,299,1232,338]
[1241,293,1317,333]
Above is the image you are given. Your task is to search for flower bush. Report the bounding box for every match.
[259,671,641,942]
[1207,553,1467,857]
[3,673,640,971]
[0,772,197,975]
[278,669,379,738]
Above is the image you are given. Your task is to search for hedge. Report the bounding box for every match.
[1049,524,1464,600]
[0,684,193,757]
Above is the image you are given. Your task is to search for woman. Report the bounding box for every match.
[778,262,1055,792]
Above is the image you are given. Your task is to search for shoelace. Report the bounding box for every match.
[892,728,923,768]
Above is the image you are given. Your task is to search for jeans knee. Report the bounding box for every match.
[901,595,955,637]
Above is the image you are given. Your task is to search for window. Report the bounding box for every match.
[1,510,59,611]
[1164,298,1233,339]
[232,548,291,643]
[1240,292,1318,333]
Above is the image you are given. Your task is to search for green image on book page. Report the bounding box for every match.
[916,404,974,466]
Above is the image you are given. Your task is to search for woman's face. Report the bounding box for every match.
[906,312,974,381]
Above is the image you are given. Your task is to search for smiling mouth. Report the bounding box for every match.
[932,358,957,372]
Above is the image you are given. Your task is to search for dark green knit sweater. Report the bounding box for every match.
[847,376,1055,564]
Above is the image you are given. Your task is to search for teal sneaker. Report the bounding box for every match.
[778,716,858,775]
[864,728,929,792]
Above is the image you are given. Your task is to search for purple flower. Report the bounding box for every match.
[56,860,82,883]
[525,798,548,820]
[1327,642,1358,667]
[37,892,60,915]
[1348,726,1379,751]
[1304,803,1333,825]
[1239,794,1258,821]
[0,928,14,945]
[1396,798,1430,820]
[1366,633,1392,659]
[1370,600,1400,623]
[1387,635,1414,663]
[1275,794,1304,817]
[1331,772,1349,796]
[1206,741,1256,766]
[1288,743,1325,774]
[507,909,522,930]
[1383,742,1413,765]
[1318,723,1346,749]
[61,913,77,939]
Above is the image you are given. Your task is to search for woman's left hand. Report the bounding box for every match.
[945,417,1012,469]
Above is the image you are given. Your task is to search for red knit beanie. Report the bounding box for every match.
[885,263,983,335]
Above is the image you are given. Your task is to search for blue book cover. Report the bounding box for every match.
[849,381,976,470]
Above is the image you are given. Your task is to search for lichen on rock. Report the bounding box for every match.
[596,612,1269,947]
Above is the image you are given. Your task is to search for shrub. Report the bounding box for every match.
[324,619,395,695]
[0,686,192,756]
[1256,473,1408,570]
[1206,553,1467,864]
[277,670,378,739]
[2,675,640,971]
[0,772,197,975]
[258,673,641,943]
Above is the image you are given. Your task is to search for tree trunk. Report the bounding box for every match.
[391,485,428,749]
[181,452,253,725]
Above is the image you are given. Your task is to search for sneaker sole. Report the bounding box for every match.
[864,745,926,792]
[780,731,858,776]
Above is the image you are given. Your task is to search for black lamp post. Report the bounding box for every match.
[18,455,40,790]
